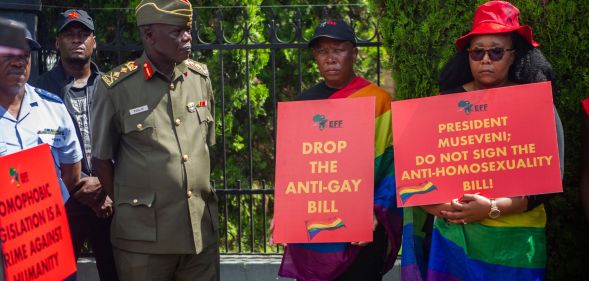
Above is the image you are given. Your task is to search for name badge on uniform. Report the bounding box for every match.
[37,129,66,147]
[129,105,149,115]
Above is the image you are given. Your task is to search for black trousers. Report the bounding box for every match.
[334,224,388,281]
[66,199,118,281]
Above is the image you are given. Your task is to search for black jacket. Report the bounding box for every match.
[31,60,101,176]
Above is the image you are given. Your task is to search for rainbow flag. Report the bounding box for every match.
[399,181,437,203]
[306,217,346,240]
[279,77,402,281]
[401,206,547,281]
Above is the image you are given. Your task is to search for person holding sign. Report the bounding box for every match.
[277,19,402,281]
[91,1,218,280]
[401,1,564,280]
[580,99,589,223]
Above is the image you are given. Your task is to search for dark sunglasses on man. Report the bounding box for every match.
[467,47,515,61]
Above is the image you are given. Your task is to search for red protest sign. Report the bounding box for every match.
[391,82,562,207]
[0,144,76,280]
[273,98,375,243]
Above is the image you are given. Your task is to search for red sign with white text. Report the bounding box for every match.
[392,82,562,207]
[274,98,375,243]
[0,144,76,280]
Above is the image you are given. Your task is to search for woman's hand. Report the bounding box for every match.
[441,194,492,223]
[421,202,455,217]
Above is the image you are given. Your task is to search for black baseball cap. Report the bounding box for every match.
[308,19,356,48]
[57,9,95,33]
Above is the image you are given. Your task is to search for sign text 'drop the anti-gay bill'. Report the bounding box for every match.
[391,82,562,207]
[0,144,76,281]
[274,97,375,243]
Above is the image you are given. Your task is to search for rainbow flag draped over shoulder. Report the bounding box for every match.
[278,77,402,281]
[401,206,547,281]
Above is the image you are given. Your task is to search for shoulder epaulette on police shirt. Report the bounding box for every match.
[185,59,209,77]
[101,61,139,88]
[34,87,63,103]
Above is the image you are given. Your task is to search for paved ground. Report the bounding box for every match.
[77,255,401,281]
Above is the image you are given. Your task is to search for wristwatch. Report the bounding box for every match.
[488,199,501,219]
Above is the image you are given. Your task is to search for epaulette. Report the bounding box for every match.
[34,87,63,103]
[101,61,139,88]
[185,59,209,77]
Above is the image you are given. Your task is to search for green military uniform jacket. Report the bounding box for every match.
[91,53,217,254]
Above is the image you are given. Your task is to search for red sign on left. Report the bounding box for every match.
[0,144,76,280]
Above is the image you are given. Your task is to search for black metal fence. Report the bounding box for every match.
[32,3,383,254]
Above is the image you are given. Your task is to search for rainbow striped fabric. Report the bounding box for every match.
[401,205,547,281]
[279,77,402,280]
[399,181,437,203]
[306,218,346,240]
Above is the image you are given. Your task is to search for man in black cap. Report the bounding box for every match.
[277,19,402,281]
[32,9,118,281]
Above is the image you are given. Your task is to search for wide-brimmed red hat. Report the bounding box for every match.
[455,1,540,50]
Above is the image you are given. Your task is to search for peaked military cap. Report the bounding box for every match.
[0,18,28,52]
[135,0,193,28]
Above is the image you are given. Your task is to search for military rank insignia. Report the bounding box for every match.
[143,61,154,80]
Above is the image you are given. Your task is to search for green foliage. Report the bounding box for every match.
[373,0,589,279]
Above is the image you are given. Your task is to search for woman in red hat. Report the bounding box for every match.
[401,1,564,281]
[581,97,589,221]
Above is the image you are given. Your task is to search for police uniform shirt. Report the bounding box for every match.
[91,53,216,254]
[0,84,83,202]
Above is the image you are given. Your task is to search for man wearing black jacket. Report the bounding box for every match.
[32,9,118,281]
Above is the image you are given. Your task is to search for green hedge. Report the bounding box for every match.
[372,0,589,279]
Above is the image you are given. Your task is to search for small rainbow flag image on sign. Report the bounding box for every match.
[306,217,345,240]
[399,181,437,204]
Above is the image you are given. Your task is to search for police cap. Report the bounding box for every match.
[0,18,28,52]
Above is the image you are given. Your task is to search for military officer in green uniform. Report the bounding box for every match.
[91,0,218,280]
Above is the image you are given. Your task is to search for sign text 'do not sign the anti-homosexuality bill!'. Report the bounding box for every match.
[391,82,562,207]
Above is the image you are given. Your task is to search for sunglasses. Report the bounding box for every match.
[467,47,515,61]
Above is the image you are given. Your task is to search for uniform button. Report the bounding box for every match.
[137,123,143,129]
[132,199,138,204]
[175,118,181,126]
[182,154,189,162]
[170,83,175,90]
[187,190,193,198]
